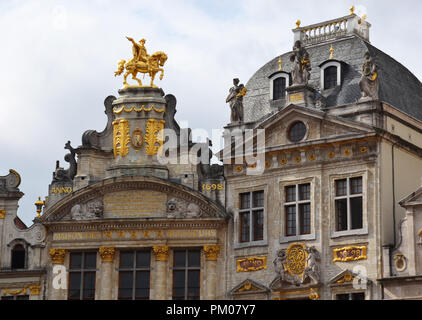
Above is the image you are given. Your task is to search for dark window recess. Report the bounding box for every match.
[284,183,311,236]
[118,250,151,300]
[273,77,286,100]
[336,198,348,231]
[289,122,307,142]
[336,292,365,300]
[324,66,337,89]
[11,244,25,269]
[286,205,296,236]
[335,177,363,232]
[172,249,201,300]
[68,252,97,300]
[239,191,265,243]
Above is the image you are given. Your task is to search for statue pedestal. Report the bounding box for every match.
[286,84,316,108]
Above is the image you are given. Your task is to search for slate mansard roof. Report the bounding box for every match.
[243,33,422,123]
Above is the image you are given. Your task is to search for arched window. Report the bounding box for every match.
[11,244,25,269]
[324,66,338,89]
[273,77,286,100]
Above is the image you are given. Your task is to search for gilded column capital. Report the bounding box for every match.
[203,245,220,261]
[152,246,169,261]
[0,209,5,219]
[99,247,116,262]
[49,248,66,264]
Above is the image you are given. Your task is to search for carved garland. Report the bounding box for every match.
[145,119,165,156]
[113,118,131,158]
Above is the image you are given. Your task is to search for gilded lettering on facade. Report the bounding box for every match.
[145,119,165,156]
[113,118,131,158]
[333,246,367,262]
[236,256,267,272]
[51,187,73,195]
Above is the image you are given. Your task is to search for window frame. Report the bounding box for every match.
[172,248,201,300]
[330,171,368,238]
[238,191,265,244]
[320,60,342,90]
[269,72,290,101]
[68,251,97,300]
[281,179,315,242]
[117,249,151,300]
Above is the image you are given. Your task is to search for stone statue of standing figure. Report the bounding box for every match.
[290,40,311,85]
[359,51,379,100]
[226,78,246,123]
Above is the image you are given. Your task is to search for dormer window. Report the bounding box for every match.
[269,71,291,101]
[11,244,26,269]
[319,60,342,90]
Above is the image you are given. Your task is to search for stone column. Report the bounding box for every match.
[49,248,66,300]
[203,245,220,300]
[152,246,169,300]
[99,247,116,300]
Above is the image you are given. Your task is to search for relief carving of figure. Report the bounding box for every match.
[70,199,103,220]
[184,203,201,218]
[359,51,379,100]
[226,78,246,123]
[304,246,321,284]
[290,40,311,85]
[166,198,187,218]
[87,199,104,218]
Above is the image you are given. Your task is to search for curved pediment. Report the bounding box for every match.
[41,176,227,222]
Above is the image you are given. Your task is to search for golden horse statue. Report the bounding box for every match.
[114,37,168,88]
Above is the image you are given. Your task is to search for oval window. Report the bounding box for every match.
[288,121,307,142]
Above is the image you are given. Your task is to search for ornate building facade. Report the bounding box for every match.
[1,9,422,300]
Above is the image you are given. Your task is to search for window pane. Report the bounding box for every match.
[273,77,286,100]
[286,185,296,202]
[1,296,14,300]
[335,179,347,196]
[187,270,200,300]
[336,293,350,300]
[299,203,311,235]
[240,193,250,209]
[135,271,150,299]
[120,251,134,268]
[299,183,310,201]
[11,247,25,269]
[173,270,185,300]
[70,253,82,270]
[336,198,348,231]
[136,251,150,268]
[119,271,133,299]
[286,205,296,236]
[174,250,186,267]
[84,253,97,269]
[350,177,362,194]
[69,272,81,300]
[188,250,201,267]
[252,190,264,208]
[351,197,363,229]
[83,272,96,300]
[324,66,337,89]
[289,122,306,142]
[240,212,250,242]
[253,210,264,241]
[352,292,365,300]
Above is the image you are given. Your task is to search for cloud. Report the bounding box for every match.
[1,0,422,224]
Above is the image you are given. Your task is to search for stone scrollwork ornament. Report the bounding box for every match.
[114,37,168,88]
[273,243,320,286]
[359,51,379,100]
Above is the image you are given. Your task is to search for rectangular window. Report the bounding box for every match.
[118,250,151,300]
[273,77,286,100]
[284,183,311,236]
[239,190,265,243]
[172,249,201,300]
[336,292,365,300]
[335,177,363,232]
[68,252,97,300]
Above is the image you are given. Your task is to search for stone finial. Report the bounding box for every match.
[49,248,66,264]
[152,245,169,261]
[99,247,115,262]
[203,245,221,261]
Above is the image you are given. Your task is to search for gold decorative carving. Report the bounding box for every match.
[113,118,131,158]
[280,158,287,165]
[117,231,126,238]
[336,273,355,283]
[129,230,139,239]
[203,245,220,261]
[329,45,334,59]
[265,161,271,168]
[0,209,5,219]
[309,288,320,300]
[344,148,351,156]
[145,119,165,156]
[3,288,27,296]
[130,128,144,152]
[328,151,335,158]
[9,169,21,188]
[350,6,355,15]
[236,256,267,272]
[113,105,166,114]
[29,285,41,296]
[295,156,301,163]
[235,166,243,173]
[152,246,169,261]
[284,242,308,277]
[104,231,113,239]
[333,246,367,262]
[360,146,367,153]
[49,248,66,264]
[394,253,406,272]
[289,92,304,102]
[308,154,316,161]
[99,247,115,262]
[295,20,301,28]
[278,57,283,71]
[238,281,260,293]
[51,187,72,194]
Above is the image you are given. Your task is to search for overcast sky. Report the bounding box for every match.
[1,0,422,225]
